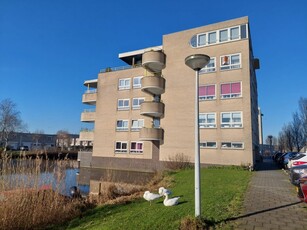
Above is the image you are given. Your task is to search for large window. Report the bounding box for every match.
[190,24,248,48]
[199,113,216,128]
[199,85,216,100]
[130,142,143,153]
[221,112,242,128]
[200,141,217,148]
[116,120,129,131]
[118,78,130,90]
[132,98,145,110]
[118,99,130,110]
[115,141,128,153]
[220,54,241,70]
[131,119,144,131]
[199,57,216,74]
[133,76,142,89]
[221,82,241,99]
[221,142,244,149]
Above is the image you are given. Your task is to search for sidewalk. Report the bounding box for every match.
[234,157,307,230]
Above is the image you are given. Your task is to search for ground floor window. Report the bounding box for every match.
[221,142,244,149]
[130,142,143,153]
[200,141,217,148]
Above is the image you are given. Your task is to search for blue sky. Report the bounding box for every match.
[0,0,306,139]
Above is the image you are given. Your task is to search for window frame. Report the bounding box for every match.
[220,53,241,71]
[199,84,216,101]
[200,141,217,148]
[199,113,216,128]
[131,119,144,131]
[117,99,130,111]
[130,141,144,154]
[118,78,131,90]
[221,142,244,149]
[115,141,128,153]
[199,57,216,74]
[220,82,242,99]
[221,111,243,128]
[132,98,145,110]
[133,76,142,89]
[116,119,129,131]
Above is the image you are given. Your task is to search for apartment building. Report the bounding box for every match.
[79,16,260,172]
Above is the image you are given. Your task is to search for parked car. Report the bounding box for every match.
[289,164,307,186]
[272,152,283,162]
[277,152,298,169]
[287,153,307,169]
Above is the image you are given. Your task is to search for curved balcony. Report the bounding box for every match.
[141,76,165,95]
[139,127,164,142]
[140,101,164,118]
[81,110,96,122]
[79,130,94,141]
[82,90,97,105]
[142,51,166,73]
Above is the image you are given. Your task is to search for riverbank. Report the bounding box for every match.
[1,149,78,160]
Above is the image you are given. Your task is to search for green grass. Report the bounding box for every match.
[61,167,251,230]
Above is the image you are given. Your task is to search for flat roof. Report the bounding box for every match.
[84,79,98,88]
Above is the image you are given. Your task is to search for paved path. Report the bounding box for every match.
[234,157,307,230]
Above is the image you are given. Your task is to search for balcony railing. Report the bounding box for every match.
[82,90,97,105]
[141,76,165,95]
[100,64,142,73]
[79,130,94,141]
[81,109,96,122]
[140,101,164,118]
[139,127,164,142]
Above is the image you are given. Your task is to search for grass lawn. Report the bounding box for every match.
[62,167,251,230]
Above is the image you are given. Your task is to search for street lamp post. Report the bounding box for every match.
[185,54,210,217]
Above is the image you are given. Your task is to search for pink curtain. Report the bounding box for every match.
[231,82,241,93]
[221,84,230,94]
[199,86,206,96]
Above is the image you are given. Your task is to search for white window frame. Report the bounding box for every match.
[220,82,242,99]
[117,99,130,110]
[132,98,145,110]
[221,142,244,149]
[115,141,128,153]
[130,141,144,154]
[221,111,243,128]
[131,119,144,131]
[199,57,216,74]
[133,76,142,89]
[118,78,131,90]
[199,113,216,128]
[199,84,216,101]
[116,120,129,131]
[220,53,241,71]
[200,141,217,148]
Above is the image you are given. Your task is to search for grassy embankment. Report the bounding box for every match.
[60,167,252,230]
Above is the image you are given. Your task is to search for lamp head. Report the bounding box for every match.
[185,54,210,71]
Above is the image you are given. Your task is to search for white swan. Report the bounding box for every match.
[143,191,162,205]
[163,193,180,206]
[158,187,172,196]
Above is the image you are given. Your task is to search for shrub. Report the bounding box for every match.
[164,153,192,170]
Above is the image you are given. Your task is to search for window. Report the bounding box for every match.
[115,141,128,153]
[230,27,240,40]
[199,85,216,100]
[189,24,248,48]
[221,112,242,128]
[199,57,216,74]
[199,113,216,128]
[221,142,244,149]
[220,54,241,70]
[131,119,144,131]
[132,98,144,109]
[219,29,228,42]
[208,32,216,44]
[221,82,241,99]
[118,99,130,110]
[116,120,129,131]
[118,78,130,90]
[200,141,217,148]
[130,142,143,153]
[133,76,142,89]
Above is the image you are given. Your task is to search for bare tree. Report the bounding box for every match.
[298,97,307,150]
[283,123,294,152]
[291,112,305,152]
[0,99,25,152]
[32,129,45,150]
[278,131,287,152]
[56,130,71,150]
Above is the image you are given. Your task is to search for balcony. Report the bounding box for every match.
[81,110,96,122]
[139,127,164,142]
[79,130,94,141]
[140,101,164,118]
[142,50,166,73]
[141,76,165,95]
[82,90,97,105]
